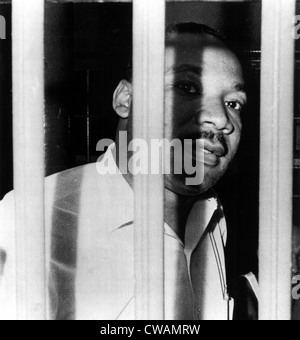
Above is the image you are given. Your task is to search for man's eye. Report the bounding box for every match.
[174,82,200,95]
[225,100,243,112]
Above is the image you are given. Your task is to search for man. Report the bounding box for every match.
[0,23,249,320]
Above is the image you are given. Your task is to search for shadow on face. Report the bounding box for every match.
[113,30,247,197]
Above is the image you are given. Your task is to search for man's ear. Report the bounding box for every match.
[112,80,132,119]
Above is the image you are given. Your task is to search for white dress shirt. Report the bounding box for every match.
[0,143,232,320]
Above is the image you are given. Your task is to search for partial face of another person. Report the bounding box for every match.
[114,31,247,196]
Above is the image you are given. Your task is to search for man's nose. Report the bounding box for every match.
[194,100,234,134]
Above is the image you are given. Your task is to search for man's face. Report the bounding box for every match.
[163,32,247,196]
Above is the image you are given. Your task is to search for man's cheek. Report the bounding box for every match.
[225,137,240,162]
[232,114,242,133]
[232,127,242,150]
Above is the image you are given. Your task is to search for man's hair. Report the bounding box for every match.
[126,22,227,80]
[166,22,226,43]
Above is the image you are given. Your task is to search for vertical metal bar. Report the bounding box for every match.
[133,0,165,320]
[12,0,46,320]
[86,69,90,163]
[259,0,296,320]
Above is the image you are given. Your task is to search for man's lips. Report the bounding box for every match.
[202,140,226,158]
[191,139,226,167]
[195,148,220,167]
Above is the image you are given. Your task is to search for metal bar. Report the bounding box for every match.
[86,69,90,163]
[46,0,255,3]
[12,0,46,320]
[133,0,165,320]
[259,0,296,320]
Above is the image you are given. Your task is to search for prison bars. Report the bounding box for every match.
[132,0,166,320]
[259,0,296,320]
[12,0,46,320]
[48,0,255,3]
[9,0,297,320]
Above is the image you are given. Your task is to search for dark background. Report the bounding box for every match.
[0,0,299,298]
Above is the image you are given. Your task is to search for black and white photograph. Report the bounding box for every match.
[0,0,299,322]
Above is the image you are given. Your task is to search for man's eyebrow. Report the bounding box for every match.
[234,83,246,93]
[166,64,202,76]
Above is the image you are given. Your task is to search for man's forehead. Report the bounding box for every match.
[165,43,242,76]
[165,40,245,94]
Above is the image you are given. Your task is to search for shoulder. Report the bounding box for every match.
[0,191,15,253]
[45,163,96,202]
[0,190,15,234]
[45,163,101,264]
[0,163,95,205]
[0,163,98,242]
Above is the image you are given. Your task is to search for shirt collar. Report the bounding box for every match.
[99,143,220,251]
[184,195,219,256]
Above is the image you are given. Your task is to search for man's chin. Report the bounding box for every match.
[164,158,232,197]
[164,174,219,197]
